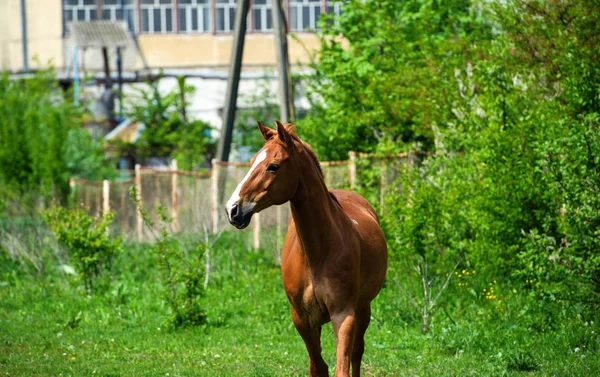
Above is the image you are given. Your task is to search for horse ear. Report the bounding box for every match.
[275,120,292,145]
[258,120,276,141]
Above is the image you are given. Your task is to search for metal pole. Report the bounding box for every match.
[272,0,294,122]
[20,0,28,71]
[117,47,123,117]
[73,44,80,105]
[216,0,250,163]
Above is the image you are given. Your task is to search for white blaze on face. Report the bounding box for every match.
[226,148,268,216]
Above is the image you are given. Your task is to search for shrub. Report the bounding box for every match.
[130,187,208,327]
[43,206,122,292]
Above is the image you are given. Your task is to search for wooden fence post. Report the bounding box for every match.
[102,180,110,216]
[170,159,179,232]
[380,159,386,213]
[135,164,143,241]
[211,159,220,234]
[69,178,76,205]
[253,212,261,250]
[348,151,357,189]
[120,183,126,235]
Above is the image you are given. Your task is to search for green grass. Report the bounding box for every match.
[1,232,599,377]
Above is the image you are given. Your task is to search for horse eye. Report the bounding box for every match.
[267,163,280,172]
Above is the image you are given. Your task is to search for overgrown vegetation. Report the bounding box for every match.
[122,77,216,170]
[2,0,600,375]
[130,187,209,328]
[0,69,115,208]
[43,206,122,293]
[301,0,600,329]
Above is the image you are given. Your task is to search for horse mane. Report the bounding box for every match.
[282,123,325,180]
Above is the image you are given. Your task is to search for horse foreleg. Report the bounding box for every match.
[332,310,356,377]
[292,309,329,377]
[351,305,371,377]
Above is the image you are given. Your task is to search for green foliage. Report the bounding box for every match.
[130,187,206,327]
[42,206,122,292]
[298,0,492,160]
[234,77,281,153]
[1,229,600,376]
[125,77,216,170]
[0,69,115,202]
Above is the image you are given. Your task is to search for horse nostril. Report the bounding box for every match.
[230,203,240,218]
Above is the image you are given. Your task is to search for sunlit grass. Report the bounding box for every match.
[1,232,599,376]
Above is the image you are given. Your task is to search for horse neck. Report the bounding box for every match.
[289,150,342,263]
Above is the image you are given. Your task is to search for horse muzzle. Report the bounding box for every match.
[226,202,255,229]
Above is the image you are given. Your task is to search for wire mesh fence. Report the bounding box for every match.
[70,151,426,253]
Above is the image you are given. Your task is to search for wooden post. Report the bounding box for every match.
[171,160,179,232]
[135,164,143,241]
[380,159,386,212]
[69,178,76,205]
[348,151,357,189]
[272,0,294,122]
[120,184,126,235]
[211,159,220,234]
[253,212,261,250]
[84,182,90,209]
[102,180,110,215]
[216,0,250,163]
[95,183,102,217]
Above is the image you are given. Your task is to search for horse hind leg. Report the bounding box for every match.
[351,305,371,377]
[292,309,329,377]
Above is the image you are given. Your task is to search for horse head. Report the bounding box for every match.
[225,120,300,229]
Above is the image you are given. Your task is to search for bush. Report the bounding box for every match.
[43,206,122,293]
[130,187,208,327]
[0,68,115,203]
[124,76,216,170]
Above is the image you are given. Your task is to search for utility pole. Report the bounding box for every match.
[20,0,28,71]
[216,0,251,163]
[96,0,112,89]
[271,0,294,122]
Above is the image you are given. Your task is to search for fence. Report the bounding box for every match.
[70,151,428,252]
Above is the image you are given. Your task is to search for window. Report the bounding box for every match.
[327,1,344,19]
[64,0,136,34]
[289,0,322,31]
[140,0,175,33]
[215,0,237,33]
[64,0,340,36]
[252,0,272,32]
[179,0,211,33]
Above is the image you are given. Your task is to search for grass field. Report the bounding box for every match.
[1,231,599,377]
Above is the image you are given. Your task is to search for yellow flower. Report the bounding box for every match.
[513,289,517,293]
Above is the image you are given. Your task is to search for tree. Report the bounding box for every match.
[298,0,492,160]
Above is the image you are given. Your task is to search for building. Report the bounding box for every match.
[0,0,342,72]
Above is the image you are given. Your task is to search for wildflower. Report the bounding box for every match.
[574,347,580,353]
[71,357,76,361]
[214,354,220,358]
[513,289,517,293]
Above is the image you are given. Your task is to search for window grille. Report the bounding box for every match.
[252,0,273,32]
[289,0,322,31]
[178,0,211,33]
[64,0,136,34]
[64,0,341,35]
[140,0,175,34]
[215,0,237,33]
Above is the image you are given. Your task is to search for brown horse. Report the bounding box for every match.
[225,121,388,377]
